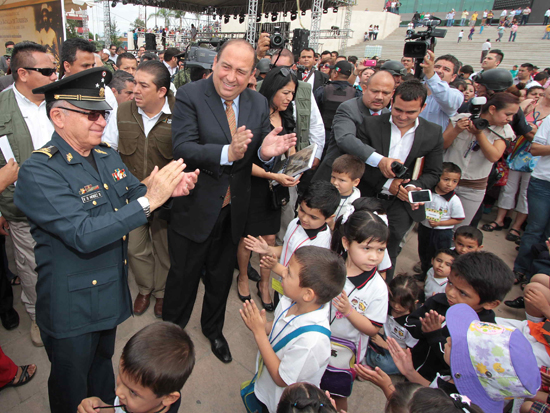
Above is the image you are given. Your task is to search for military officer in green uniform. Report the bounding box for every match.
[13,67,199,413]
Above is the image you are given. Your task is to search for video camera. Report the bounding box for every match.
[403,17,447,78]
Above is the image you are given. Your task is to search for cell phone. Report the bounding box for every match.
[408,189,432,203]
[363,59,377,67]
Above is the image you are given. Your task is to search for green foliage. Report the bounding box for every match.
[66,19,80,39]
[130,18,146,30]
[147,8,177,28]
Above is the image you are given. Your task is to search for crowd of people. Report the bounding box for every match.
[0,23,549,413]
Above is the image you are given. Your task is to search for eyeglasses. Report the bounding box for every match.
[320,64,331,69]
[61,107,109,122]
[464,140,481,158]
[23,67,57,76]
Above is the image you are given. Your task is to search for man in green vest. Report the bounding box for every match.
[103,60,178,318]
[0,41,57,346]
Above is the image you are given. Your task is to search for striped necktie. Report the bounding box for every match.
[222,100,236,208]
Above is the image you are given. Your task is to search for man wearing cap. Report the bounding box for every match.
[314,60,362,157]
[13,67,198,413]
[0,47,14,92]
[103,61,175,318]
[381,60,406,89]
[0,41,14,75]
[0,42,57,346]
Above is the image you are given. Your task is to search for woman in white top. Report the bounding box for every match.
[442,92,519,227]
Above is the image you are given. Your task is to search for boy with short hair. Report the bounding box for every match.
[453,225,483,255]
[78,322,195,413]
[330,154,365,221]
[245,181,340,292]
[417,162,465,276]
[240,246,347,413]
[424,248,458,298]
[405,251,515,381]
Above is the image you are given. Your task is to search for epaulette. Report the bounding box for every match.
[33,145,58,158]
[99,142,111,148]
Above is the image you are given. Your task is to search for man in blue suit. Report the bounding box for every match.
[14,67,198,413]
[164,39,296,363]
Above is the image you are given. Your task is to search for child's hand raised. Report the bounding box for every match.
[420,310,445,333]
[387,337,415,377]
[260,253,277,269]
[332,291,353,317]
[243,235,271,255]
[354,364,394,397]
[240,299,267,336]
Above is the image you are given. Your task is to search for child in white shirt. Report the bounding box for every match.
[424,249,458,298]
[330,154,364,226]
[320,207,389,412]
[240,246,347,413]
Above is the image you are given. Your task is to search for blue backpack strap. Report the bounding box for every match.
[272,325,331,353]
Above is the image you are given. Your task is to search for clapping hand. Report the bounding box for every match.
[171,168,200,197]
[243,235,271,255]
[355,364,394,398]
[420,310,445,333]
[260,254,277,269]
[387,337,415,377]
[240,299,267,336]
[228,126,253,162]
[260,127,297,161]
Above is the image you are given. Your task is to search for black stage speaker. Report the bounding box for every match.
[145,33,157,51]
[292,29,310,54]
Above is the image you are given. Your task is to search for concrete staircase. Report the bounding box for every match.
[345,25,550,71]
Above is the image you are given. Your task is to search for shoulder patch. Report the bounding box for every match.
[33,146,58,158]
[99,142,111,148]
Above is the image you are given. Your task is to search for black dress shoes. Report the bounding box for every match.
[210,335,232,363]
[1,308,20,330]
[504,296,525,309]
[247,262,261,282]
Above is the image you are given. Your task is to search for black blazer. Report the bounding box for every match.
[170,77,271,243]
[318,112,443,221]
[312,70,329,94]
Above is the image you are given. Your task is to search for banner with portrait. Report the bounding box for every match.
[0,0,64,61]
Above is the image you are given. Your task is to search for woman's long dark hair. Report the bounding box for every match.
[259,66,298,132]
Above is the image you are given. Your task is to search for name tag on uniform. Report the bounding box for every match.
[81,191,103,203]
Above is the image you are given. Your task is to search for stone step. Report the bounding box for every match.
[345,26,550,71]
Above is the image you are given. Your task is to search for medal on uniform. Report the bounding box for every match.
[112,168,127,182]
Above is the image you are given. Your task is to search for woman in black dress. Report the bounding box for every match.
[236,67,299,310]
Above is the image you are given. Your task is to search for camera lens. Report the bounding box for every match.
[271,33,284,48]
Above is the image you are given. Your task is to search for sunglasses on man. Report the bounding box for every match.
[23,67,57,76]
[61,107,110,122]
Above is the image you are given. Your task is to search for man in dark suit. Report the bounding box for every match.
[298,47,329,92]
[316,78,443,280]
[164,39,296,363]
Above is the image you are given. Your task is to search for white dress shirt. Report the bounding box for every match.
[366,116,419,194]
[163,60,177,77]
[102,97,171,150]
[13,85,54,149]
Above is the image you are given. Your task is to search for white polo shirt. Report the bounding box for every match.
[532,116,550,181]
[424,267,449,298]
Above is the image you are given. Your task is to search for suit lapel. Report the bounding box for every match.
[380,115,392,157]
[204,79,232,143]
[238,90,251,128]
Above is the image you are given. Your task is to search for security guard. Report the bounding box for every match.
[13,67,197,413]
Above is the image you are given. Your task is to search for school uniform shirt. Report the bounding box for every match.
[254,295,331,413]
[375,213,392,273]
[429,374,458,395]
[421,190,465,230]
[329,269,388,362]
[424,267,448,298]
[279,218,331,267]
[384,313,418,349]
[334,187,361,221]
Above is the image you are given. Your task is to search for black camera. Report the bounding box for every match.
[468,96,489,130]
[391,161,408,179]
[270,26,285,49]
[296,64,307,79]
[403,18,447,78]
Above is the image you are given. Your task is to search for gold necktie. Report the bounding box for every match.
[222,100,236,208]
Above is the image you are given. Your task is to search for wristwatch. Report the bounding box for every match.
[137,196,151,218]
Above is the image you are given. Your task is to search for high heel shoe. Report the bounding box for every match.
[256,281,275,312]
[236,274,251,303]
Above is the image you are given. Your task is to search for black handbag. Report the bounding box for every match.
[268,181,290,210]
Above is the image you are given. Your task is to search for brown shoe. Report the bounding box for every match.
[154,298,163,318]
[134,293,151,315]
